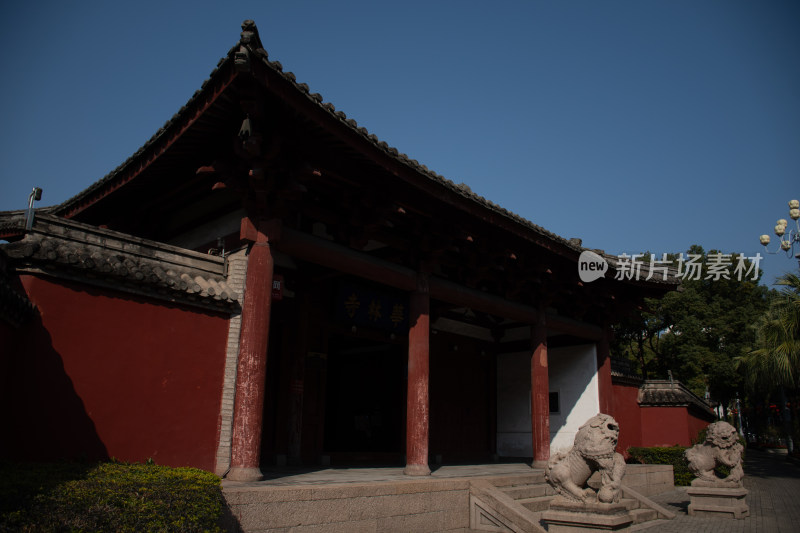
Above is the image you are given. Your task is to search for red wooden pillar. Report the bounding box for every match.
[531,315,550,468]
[404,272,431,476]
[228,219,278,482]
[597,327,613,416]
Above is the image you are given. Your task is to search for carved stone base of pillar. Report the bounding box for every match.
[403,463,431,476]
[227,467,265,482]
[687,483,749,519]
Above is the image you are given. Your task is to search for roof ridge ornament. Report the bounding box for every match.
[240,20,264,49]
[235,20,266,72]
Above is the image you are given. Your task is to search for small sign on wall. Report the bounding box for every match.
[272,274,284,301]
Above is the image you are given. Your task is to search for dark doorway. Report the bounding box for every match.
[430,331,494,463]
[323,336,406,464]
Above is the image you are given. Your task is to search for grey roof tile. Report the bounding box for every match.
[638,380,714,415]
[1,215,239,312]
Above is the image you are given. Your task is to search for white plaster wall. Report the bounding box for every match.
[495,344,599,457]
[548,344,600,454]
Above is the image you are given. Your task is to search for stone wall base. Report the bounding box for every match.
[607,464,674,496]
[224,478,469,532]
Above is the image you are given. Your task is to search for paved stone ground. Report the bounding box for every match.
[637,448,800,532]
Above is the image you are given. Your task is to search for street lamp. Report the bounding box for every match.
[760,199,800,267]
[25,187,43,231]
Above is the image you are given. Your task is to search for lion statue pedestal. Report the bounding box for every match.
[685,421,749,519]
[540,414,634,532]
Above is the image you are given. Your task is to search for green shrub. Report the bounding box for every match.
[0,461,93,521]
[0,460,224,532]
[627,446,693,486]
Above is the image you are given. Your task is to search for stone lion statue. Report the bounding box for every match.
[545,413,626,503]
[685,421,743,485]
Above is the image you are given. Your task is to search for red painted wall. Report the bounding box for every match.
[2,275,229,471]
[640,406,712,448]
[640,407,691,447]
[610,382,642,455]
[611,381,712,452]
[686,409,711,444]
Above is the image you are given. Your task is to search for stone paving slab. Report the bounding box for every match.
[632,449,800,533]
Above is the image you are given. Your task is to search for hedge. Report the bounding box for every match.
[0,460,225,532]
[627,446,693,486]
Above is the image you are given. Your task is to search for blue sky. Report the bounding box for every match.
[0,1,798,286]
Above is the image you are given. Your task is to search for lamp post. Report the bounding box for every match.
[759,199,800,268]
[25,187,43,231]
[757,200,798,456]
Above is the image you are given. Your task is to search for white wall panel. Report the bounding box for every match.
[496,344,599,457]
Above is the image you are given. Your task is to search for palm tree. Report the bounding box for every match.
[738,272,800,452]
[741,273,800,385]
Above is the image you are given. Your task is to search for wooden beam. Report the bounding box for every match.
[275,227,604,341]
[275,227,417,291]
[545,313,604,341]
[429,277,539,325]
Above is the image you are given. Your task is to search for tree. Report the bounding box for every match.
[737,272,800,450]
[612,245,771,416]
[740,273,800,388]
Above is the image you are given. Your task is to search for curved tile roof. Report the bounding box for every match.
[2,214,239,312]
[0,248,36,327]
[638,380,714,415]
[49,21,575,251]
[47,20,676,288]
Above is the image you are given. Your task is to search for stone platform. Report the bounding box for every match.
[541,497,634,532]
[221,463,674,532]
[223,464,532,532]
[686,483,749,519]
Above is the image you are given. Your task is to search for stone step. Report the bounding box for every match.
[489,472,546,487]
[518,495,554,512]
[630,518,673,532]
[630,508,658,524]
[501,483,555,500]
[620,497,641,511]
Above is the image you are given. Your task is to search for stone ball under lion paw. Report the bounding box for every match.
[597,485,617,503]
